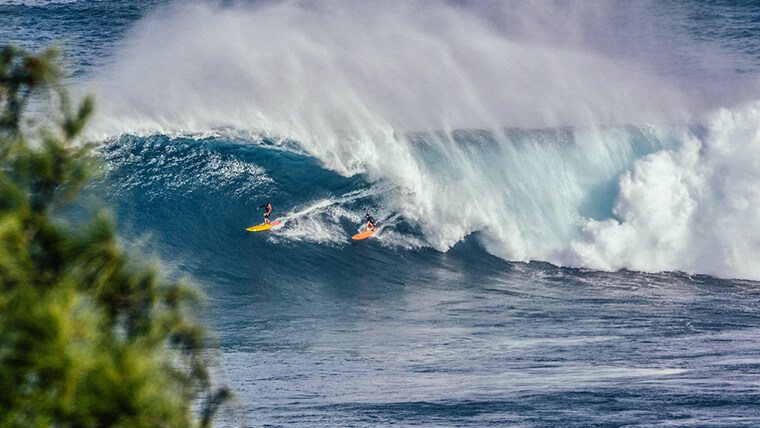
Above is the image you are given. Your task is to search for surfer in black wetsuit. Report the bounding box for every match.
[365,213,377,231]
[258,202,272,224]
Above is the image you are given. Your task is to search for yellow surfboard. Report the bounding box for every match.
[352,228,377,240]
[247,221,280,232]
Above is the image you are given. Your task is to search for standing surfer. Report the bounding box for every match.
[258,202,273,224]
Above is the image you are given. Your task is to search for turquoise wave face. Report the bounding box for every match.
[100,128,652,268]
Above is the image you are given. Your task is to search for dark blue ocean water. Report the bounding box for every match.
[5,1,760,426]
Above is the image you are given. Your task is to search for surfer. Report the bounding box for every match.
[258,202,272,224]
[365,213,377,231]
[351,214,378,240]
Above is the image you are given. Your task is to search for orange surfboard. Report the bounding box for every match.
[352,228,377,240]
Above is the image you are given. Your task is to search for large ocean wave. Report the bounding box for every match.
[87,1,760,280]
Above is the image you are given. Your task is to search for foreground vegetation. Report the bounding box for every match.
[0,45,229,427]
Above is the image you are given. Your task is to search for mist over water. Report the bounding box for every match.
[91,0,699,135]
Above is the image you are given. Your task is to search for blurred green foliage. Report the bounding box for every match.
[0,45,230,427]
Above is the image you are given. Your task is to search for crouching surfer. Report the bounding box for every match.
[365,213,377,231]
